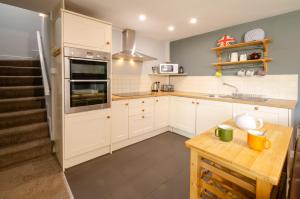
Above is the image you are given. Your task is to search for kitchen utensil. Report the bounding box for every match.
[246,69,255,77]
[247,130,271,151]
[161,84,174,92]
[237,69,246,77]
[239,54,247,61]
[256,69,267,76]
[234,113,264,130]
[244,28,265,42]
[179,66,184,74]
[248,52,261,60]
[230,52,239,62]
[215,124,233,142]
[151,81,160,92]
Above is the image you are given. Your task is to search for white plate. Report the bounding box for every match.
[245,28,265,42]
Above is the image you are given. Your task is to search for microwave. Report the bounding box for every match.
[159,64,178,74]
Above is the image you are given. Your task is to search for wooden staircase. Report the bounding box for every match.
[0,60,51,169]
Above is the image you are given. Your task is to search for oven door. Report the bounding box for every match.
[65,58,110,80]
[65,80,111,113]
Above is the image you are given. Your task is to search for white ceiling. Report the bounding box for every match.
[66,0,300,41]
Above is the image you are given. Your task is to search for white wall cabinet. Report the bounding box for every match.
[64,109,111,159]
[233,103,290,126]
[170,96,197,135]
[196,100,233,135]
[111,100,129,143]
[63,10,112,52]
[129,98,154,138]
[154,96,169,130]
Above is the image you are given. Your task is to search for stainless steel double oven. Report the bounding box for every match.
[64,47,111,113]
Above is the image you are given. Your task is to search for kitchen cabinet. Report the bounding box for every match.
[129,98,154,138]
[64,109,111,159]
[170,96,197,135]
[233,103,289,126]
[111,100,129,143]
[154,96,169,129]
[196,100,232,135]
[63,10,112,52]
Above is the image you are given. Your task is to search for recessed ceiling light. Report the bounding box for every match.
[168,26,175,31]
[190,17,197,24]
[139,14,146,21]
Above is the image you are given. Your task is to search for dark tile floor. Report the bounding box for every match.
[65,132,190,199]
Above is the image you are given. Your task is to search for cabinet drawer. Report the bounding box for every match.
[129,104,154,116]
[129,113,154,138]
[129,97,154,107]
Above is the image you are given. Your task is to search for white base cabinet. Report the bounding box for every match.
[111,100,129,143]
[154,96,169,130]
[196,100,233,135]
[170,96,197,135]
[129,98,154,138]
[64,109,111,159]
[233,103,290,126]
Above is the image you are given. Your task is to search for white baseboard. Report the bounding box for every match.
[112,127,169,151]
[62,173,74,199]
[170,127,194,138]
[0,54,34,60]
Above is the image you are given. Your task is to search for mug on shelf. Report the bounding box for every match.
[230,52,239,62]
[239,54,247,61]
[237,69,246,77]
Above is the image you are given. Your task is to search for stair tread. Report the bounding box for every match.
[0,96,45,103]
[0,122,48,136]
[0,108,46,118]
[0,138,50,156]
[0,66,41,69]
[0,86,44,90]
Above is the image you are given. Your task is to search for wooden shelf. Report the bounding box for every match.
[148,73,188,76]
[213,58,272,67]
[212,38,271,51]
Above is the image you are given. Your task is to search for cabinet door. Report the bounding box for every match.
[196,100,232,135]
[170,96,196,135]
[63,11,111,52]
[64,109,111,159]
[129,113,154,138]
[112,101,129,143]
[154,96,169,129]
[233,103,289,126]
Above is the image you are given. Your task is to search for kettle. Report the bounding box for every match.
[151,81,160,92]
[233,113,263,130]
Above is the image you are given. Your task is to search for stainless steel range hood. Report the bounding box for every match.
[112,29,157,62]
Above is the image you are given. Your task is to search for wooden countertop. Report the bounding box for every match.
[185,119,293,185]
[112,91,297,109]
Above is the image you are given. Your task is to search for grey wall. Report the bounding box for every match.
[0,3,41,59]
[170,10,300,124]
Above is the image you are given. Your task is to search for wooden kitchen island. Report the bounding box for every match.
[185,119,292,199]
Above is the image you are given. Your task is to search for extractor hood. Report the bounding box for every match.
[112,29,157,62]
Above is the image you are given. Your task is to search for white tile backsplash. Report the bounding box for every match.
[170,75,298,100]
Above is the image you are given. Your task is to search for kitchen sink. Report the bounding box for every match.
[207,93,268,102]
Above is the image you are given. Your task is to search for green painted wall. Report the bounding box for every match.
[170,10,300,124]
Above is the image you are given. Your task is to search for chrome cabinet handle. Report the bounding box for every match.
[254,106,259,110]
[142,109,145,112]
[142,115,145,119]
[142,101,145,103]
[106,116,111,119]
[125,103,129,106]
[192,102,195,104]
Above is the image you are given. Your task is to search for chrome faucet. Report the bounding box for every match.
[223,83,239,94]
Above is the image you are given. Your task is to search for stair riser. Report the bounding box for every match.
[0,100,45,113]
[0,60,40,67]
[0,112,47,130]
[0,126,49,146]
[0,143,51,168]
[0,78,43,86]
[0,88,44,99]
[0,68,41,76]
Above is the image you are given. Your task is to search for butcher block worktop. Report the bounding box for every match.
[112,91,297,109]
[185,119,293,199]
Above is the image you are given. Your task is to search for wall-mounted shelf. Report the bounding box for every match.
[148,73,188,76]
[212,38,272,73]
[212,38,271,51]
[213,58,272,67]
